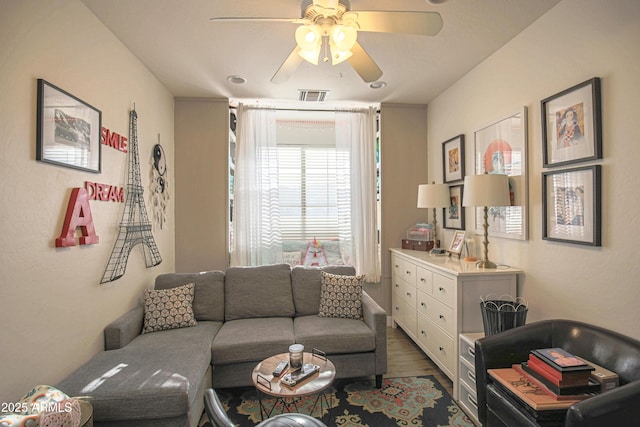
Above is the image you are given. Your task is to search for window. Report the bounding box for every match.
[229,105,380,281]
[278,145,341,241]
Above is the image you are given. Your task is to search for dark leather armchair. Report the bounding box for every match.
[204,388,328,427]
[474,319,640,426]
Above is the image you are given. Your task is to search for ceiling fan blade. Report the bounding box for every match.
[209,17,306,24]
[271,47,304,84]
[347,41,383,83]
[352,11,443,36]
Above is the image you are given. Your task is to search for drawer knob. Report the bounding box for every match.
[439,314,445,320]
[438,287,444,292]
[395,284,399,288]
[421,330,426,336]
[406,292,411,297]
[406,270,411,275]
[420,302,426,307]
[439,346,444,351]
[420,278,426,282]
[395,306,399,311]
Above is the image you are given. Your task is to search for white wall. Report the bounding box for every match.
[379,104,429,312]
[174,98,229,272]
[427,0,640,339]
[0,0,175,402]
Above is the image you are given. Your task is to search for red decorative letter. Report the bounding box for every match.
[55,188,99,247]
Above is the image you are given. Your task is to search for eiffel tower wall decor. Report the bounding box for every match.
[101,108,162,284]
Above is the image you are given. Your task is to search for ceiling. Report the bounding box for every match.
[82,0,561,108]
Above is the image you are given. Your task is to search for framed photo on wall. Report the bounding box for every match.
[542,165,601,246]
[541,77,602,168]
[473,107,528,240]
[36,79,102,173]
[443,184,465,230]
[442,134,464,183]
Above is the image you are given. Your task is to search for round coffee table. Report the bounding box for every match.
[252,351,335,423]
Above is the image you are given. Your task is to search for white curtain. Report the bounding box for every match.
[335,107,380,282]
[230,105,282,266]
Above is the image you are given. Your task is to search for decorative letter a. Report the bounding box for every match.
[55,188,99,247]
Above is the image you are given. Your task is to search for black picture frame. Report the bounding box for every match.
[541,77,602,168]
[443,184,465,230]
[36,79,102,173]
[542,165,601,246]
[442,134,464,183]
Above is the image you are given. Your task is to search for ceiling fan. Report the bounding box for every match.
[210,0,443,84]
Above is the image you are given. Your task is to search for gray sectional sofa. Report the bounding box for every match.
[57,264,387,427]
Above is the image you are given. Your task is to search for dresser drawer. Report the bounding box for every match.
[392,255,404,279]
[433,273,455,307]
[423,293,455,337]
[458,380,479,422]
[394,297,417,337]
[416,290,429,317]
[417,316,455,375]
[459,356,476,389]
[416,266,432,294]
[394,277,417,307]
[402,261,417,286]
[459,334,477,367]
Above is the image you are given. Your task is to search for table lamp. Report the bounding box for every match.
[462,174,510,268]
[417,182,450,248]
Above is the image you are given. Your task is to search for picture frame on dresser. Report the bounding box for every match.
[541,77,602,168]
[447,230,465,256]
[442,134,465,183]
[444,184,465,230]
[542,165,601,246]
[36,79,102,173]
[473,107,528,241]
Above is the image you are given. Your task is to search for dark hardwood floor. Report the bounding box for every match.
[385,325,453,396]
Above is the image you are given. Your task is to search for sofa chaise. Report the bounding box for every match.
[57,264,387,427]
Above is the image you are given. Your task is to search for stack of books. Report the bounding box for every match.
[488,348,620,425]
[519,348,598,396]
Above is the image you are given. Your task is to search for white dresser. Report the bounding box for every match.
[389,248,522,402]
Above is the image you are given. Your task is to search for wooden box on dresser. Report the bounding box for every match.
[389,248,522,416]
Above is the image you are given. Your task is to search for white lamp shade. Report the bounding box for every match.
[417,183,450,208]
[462,174,510,207]
[295,25,322,64]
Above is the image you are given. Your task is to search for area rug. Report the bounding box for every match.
[198,376,475,426]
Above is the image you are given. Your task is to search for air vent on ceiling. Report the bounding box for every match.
[298,89,329,102]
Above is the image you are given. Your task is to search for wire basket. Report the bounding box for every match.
[480,295,528,336]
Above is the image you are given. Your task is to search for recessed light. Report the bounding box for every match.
[227,75,246,84]
[426,0,447,4]
[369,81,387,89]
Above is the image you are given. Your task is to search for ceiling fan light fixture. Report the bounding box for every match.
[295,24,322,64]
[330,24,357,51]
[329,44,353,65]
[295,25,321,50]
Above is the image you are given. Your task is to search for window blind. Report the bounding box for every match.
[278,145,345,241]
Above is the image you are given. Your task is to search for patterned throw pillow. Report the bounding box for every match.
[318,271,364,320]
[143,283,197,333]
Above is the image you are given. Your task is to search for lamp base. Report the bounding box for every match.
[476,259,497,269]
